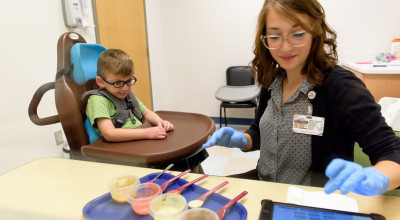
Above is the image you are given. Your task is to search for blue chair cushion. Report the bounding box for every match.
[85,117,100,144]
[70,43,107,85]
[71,43,106,143]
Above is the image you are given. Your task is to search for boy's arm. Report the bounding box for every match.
[96,117,167,142]
[142,109,175,132]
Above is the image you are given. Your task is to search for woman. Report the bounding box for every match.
[203,0,400,196]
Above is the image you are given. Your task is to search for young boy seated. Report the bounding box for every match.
[86,49,174,142]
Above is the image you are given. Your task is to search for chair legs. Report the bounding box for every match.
[219,104,228,128]
[219,105,257,128]
[219,104,223,128]
[224,107,227,127]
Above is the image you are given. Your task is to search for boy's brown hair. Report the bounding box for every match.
[251,0,338,88]
[97,49,134,79]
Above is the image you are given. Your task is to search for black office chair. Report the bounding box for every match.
[215,66,260,127]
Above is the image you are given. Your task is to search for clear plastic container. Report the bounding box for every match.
[108,174,140,203]
[149,194,188,220]
[391,39,400,61]
[126,183,162,215]
[180,208,219,220]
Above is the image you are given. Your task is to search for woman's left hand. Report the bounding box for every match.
[324,158,389,196]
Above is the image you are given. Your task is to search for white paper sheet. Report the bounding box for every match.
[285,186,359,212]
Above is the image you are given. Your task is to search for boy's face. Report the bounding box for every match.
[96,72,133,99]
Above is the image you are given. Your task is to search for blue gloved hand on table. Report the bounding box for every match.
[324,158,389,196]
[202,127,247,149]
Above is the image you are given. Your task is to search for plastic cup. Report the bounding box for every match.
[180,208,219,220]
[149,194,188,220]
[126,183,162,215]
[108,174,140,203]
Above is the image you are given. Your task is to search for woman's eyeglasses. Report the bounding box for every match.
[260,31,308,50]
[102,76,137,88]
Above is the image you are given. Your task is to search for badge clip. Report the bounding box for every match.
[307,105,313,119]
[306,90,316,119]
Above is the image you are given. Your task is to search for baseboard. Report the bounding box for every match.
[210,117,253,126]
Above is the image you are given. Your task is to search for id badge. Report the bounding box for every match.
[292,114,324,136]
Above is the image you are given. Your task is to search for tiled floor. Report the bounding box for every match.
[200,125,260,176]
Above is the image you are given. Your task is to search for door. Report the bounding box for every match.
[95,0,152,109]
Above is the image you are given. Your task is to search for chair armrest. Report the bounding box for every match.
[28,82,60,126]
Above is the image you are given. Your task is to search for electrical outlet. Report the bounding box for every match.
[54,130,64,146]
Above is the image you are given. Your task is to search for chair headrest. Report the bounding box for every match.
[70,43,107,85]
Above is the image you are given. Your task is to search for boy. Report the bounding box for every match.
[86,49,174,142]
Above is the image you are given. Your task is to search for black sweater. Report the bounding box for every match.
[245,66,400,185]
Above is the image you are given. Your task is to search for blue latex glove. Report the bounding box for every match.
[324,158,389,196]
[202,127,247,149]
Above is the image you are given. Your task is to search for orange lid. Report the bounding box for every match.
[393,39,400,42]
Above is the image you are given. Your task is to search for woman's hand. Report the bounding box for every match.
[202,127,247,149]
[324,158,389,196]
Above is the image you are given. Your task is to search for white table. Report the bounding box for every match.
[1,158,400,219]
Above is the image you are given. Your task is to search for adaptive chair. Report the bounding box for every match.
[215,66,260,127]
[28,32,215,172]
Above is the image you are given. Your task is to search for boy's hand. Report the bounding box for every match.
[158,120,175,132]
[145,126,167,139]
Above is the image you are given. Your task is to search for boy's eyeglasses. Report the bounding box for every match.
[102,76,137,88]
[260,31,308,50]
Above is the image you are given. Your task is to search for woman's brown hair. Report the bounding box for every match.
[97,49,134,79]
[251,0,337,88]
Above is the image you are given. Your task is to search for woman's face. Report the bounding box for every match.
[265,8,313,75]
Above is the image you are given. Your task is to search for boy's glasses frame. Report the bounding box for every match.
[102,76,138,88]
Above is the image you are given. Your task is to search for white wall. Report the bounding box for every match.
[321,0,400,61]
[145,0,400,118]
[146,0,263,119]
[0,0,96,174]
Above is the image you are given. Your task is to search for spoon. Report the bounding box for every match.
[188,181,229,208]
[167,174,209,194]
[216,191,248,220]
[159,169,191,192]
[147,163,174,183]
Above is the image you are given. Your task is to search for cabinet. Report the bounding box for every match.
[342,62,400,102]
